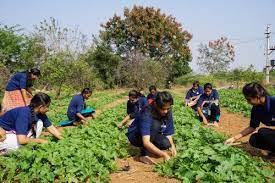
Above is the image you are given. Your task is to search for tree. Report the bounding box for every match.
[84,43,122,88]
[197,37,235,74]
[100,5,192,79]
[0,25,30,71]
[34,17,89,59]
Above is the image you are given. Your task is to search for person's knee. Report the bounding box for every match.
[127,132,143,147]
[258,127,271,135]
[158,137,171,150]
[249,133,260,148]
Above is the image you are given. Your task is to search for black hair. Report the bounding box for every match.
[25,68,41,88]
[154,91,173,108]
[29,92,51,131]
[193,81,200,86]
[242,82,269,99]
[81,88,92,95]
[149,85,157,92]
[204,83,213,90]
[129,90,140,98]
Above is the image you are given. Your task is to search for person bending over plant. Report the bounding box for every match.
[117,90,147,129]
[197,83,220,126]
[0,93,62,154]
[126,91,177,164]
[225,82,275,157]
[67,88,95,126]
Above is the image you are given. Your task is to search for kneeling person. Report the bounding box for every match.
[0,93,62,154]
[67,88,94,126]
[185,80,203,109]
[126,91,176,164]
[117,90,147,129]
[197,83,220,126]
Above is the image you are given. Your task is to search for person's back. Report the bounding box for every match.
[67,94,84,120]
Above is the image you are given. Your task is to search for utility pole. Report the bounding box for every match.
[265,24,271,84]
[265,24,275,84]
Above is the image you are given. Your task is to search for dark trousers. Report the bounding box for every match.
[249,127,275,152]
[126,121,171,156]
[201,103,220,122]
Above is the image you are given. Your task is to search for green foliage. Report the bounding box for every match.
[41,52,102,97]
[100,5,192,79]
[219,89,252,117]
[0,25,38,71]
[84,44,122,88]
[0,92,129,182]
[219,88,275,117]
[156,94,275,182]
[120,59,169,88]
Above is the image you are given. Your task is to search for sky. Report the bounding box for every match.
[1,0,275,73]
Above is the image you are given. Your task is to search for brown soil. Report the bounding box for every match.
[110,157,180,183]
[215,108,275,161]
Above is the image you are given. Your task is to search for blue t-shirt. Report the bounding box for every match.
[185,86,204,99]
[67,94,85,120]
[197,89,219,107]
[250,96,275,128]
[127,96,148,119]
[0,106,52,135]
[147,93,157,101]
[128,105,175,136]
[6,72,28,91]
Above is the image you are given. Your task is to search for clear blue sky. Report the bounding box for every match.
[1,0,275,72]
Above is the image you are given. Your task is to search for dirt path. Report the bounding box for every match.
[110,157,180,183]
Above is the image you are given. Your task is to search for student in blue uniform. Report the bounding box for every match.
[225,82,275,156]
[2,68,41,112]
[0,93,62,154]
[185,81,203,109]
[67,88,94,126]
[147,85,158,105]
[197,83,220,126]
[117,90,147,128]
[126,91,177,165]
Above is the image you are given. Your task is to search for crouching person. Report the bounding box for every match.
[0,92,62,154]
[197,83,220,126]
[67,88,94,126]
[126,91,177,165]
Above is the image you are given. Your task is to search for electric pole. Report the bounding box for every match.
[265,24,275,84]
[265,25,271,84]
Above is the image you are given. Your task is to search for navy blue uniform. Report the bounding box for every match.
[185,86,203,100]
[127,96,147,119]
[6,72,28,91]
[197,89,220,122]
[0,106,52,135]
[127,105,174,156]
[249,96,275,152]
[67,94,85,121]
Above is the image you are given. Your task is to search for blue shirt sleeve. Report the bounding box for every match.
[140,112,152,136]
[185,89,192,99]
[37,114,52,128]
[15,110,31,135]
[164,110,175,136]
[197,95,204,107]
[249,107,260,128]
[140,97,148,108]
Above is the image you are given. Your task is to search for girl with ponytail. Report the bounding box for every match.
[0,92,62,154]
[225,82,275,156]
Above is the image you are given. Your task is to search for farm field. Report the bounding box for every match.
[0,88,274,183]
